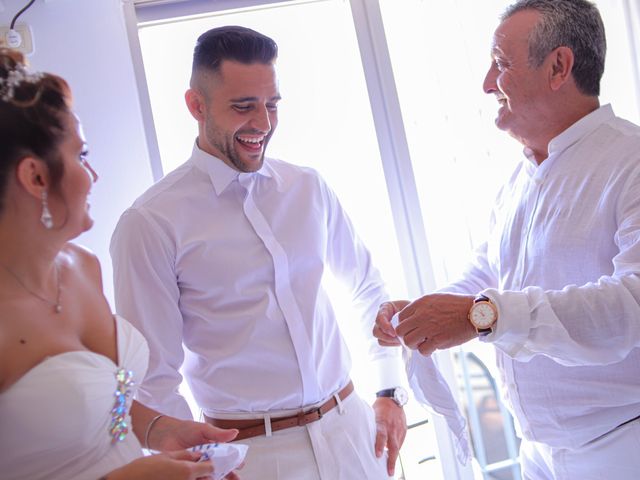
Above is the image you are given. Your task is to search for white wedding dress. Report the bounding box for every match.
[0,315,149,480]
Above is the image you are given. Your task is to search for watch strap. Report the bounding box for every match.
[376,387,407,406]
[474,294,490,303]
[376,388,396,398]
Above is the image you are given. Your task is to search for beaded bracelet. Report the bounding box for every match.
[144,414,165,450]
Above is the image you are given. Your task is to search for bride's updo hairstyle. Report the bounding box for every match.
[0,48,71,213]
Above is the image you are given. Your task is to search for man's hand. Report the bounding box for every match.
[395,293,477,356]
[373,300,410,346]
[373,397,407,477]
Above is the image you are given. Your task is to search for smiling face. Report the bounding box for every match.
[54,113,98,235]
[483,10,549,148]
[194,60,280,172]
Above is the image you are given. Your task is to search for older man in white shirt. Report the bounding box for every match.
[374,1,640,479]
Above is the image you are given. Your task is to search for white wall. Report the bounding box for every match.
[0,0,154,306]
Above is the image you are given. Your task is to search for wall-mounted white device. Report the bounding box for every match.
[0,24,34,55]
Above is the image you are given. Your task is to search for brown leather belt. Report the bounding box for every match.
[204,381,354,441]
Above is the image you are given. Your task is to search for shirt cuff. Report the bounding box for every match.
[371,349,406,392]
[480,288,531,357]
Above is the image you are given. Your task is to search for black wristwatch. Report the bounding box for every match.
[376,387,408,407]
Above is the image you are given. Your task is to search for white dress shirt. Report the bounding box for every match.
[442,105,640,449]
[110,143,404,419]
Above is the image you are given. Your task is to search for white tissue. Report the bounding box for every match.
[191,442,248,480]
[390,312,471,464]
[390,312,407,347]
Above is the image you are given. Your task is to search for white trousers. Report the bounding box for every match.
[230,393,391,480]
[520,416,640,479]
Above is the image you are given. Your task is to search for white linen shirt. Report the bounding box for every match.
[442,105,640,449]
[110,144,403,419]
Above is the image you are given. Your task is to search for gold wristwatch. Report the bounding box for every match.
[468,294,497,336]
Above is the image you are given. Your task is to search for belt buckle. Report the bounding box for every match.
[296,406,322,426]
[313,405,324,420]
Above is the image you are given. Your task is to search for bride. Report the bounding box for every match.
[0,48,239,480]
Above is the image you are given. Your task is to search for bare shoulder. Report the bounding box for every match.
[60,243,103,288]
[61,242,99,265]
[60,244,115,352]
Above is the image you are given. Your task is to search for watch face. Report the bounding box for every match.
[393,387,409,407]
[470,302,497,329]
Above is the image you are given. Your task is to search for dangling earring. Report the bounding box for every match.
[41,189,53,229]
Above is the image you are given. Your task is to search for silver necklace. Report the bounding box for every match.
[1,262,62,314]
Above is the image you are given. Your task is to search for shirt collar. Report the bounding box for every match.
[521,104,614,177]
[547,103,614,156]
[189,140,283,195]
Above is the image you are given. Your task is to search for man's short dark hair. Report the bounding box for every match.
[503,0,606,96]
[192,26,278,75]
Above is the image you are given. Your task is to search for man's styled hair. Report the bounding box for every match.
[192,25,278,75]
[503,0,606,96]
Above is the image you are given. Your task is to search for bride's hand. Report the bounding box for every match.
[104,450,214,480]
[148,416,238,452]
